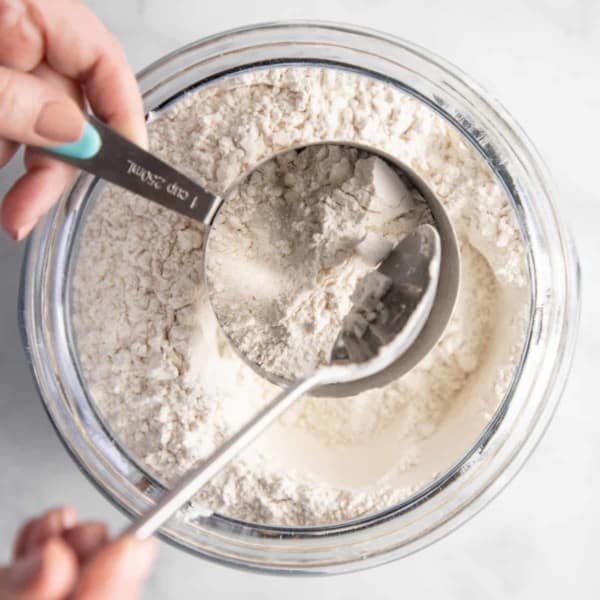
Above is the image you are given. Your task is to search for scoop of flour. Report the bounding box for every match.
[207,145,431,380]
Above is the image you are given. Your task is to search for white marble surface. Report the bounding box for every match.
[0,0,598,597]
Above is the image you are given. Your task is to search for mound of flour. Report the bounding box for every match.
[72,67,529,526]
[207,144,432,381]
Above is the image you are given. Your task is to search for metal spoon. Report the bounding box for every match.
[123,224,441,540]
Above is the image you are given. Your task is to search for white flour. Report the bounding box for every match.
[72,67,530,526]
[207,145,431,381]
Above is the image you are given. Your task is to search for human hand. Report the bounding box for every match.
[0,506,158,599]
[0,0,147,240]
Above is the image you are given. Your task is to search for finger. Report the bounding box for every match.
[0,62,81,239]
[19,506,78,557]
[62,522,108,564]
[0,138,17,167]
[0,537,78,600]
[0,59,80,169]
[0,66,85,146]
[0,0,44,71]
[0,150,75,240]
[31,61,84,107]
[13,506,78,560]
[12,518,37,561]
[29,0,147,147]
[73,535,158,600]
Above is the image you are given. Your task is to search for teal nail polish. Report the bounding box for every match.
[45,121,101,160]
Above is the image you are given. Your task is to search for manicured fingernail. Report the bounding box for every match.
[34,100,84,143]
[45,121,101,160]
[7,549,42,590]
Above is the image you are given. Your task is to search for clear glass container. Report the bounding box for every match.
[19,22,580,574]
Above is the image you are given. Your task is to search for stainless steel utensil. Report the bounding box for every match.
[124,224,441,540]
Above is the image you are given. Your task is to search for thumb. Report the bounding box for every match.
[73,535,158,600]
[0,537,78,600]
[0,65,85,147]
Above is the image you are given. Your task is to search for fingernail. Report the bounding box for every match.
[60,506,78,530]
[13,218,37,241]
[7,549,42,590]
[34,100,84,143]
[115,118,149,150]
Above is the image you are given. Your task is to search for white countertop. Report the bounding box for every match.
[0,1,597,597]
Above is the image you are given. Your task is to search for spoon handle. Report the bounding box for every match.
[41,115,221,225]
[123,371,325,540]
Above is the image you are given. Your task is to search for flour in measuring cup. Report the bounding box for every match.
[206,144,432,381]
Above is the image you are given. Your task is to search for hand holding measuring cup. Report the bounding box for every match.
[0,0,146,241]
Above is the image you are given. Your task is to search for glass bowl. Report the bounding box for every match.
[19,22,580,574]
